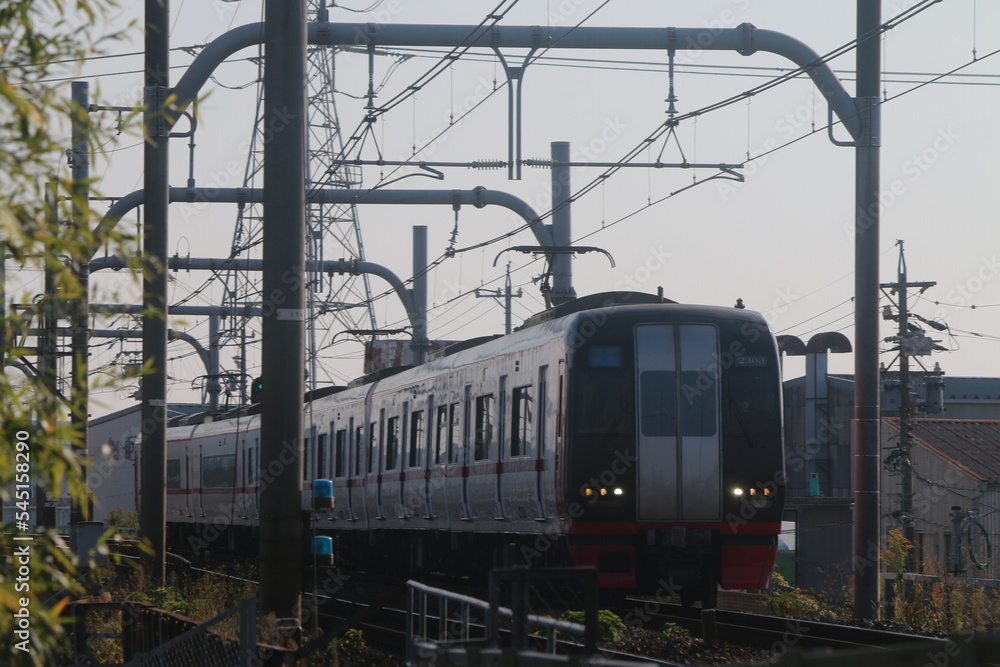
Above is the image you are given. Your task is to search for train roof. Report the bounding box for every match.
[168,292,771,429]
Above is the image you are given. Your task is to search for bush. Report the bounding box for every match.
[661,622,690,638]
[765,572,823,617]
[561,609,625,642]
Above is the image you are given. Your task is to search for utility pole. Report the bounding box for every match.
[880,240,937,574]
[140,0,170,585]
[476,264,522,335]
[70,80,91,526]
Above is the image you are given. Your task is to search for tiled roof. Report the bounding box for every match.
[885,418,1000,484]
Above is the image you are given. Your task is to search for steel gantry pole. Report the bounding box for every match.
[140,0,170,586]
[259,0,308,629]
[852,0,882,620]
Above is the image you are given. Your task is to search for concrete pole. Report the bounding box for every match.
[259,0,307,626]
[207,314,221,412]
[549,141,576,306]
[852,0,882,620]
[140,0,170,585]
[550,141,576,306]
[412,226,428,365]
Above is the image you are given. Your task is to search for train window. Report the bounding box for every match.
[385,416,400,471]
[317,433,328,480]
[409,410,424,468]
[435,405,448,464]
[166,459,181,490]
[335,429,347,478]
[203,454,236,488]
[474,395,494,461]
[449,403,460,464]
[511,385,533,457]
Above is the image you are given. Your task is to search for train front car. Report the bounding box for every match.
[562,303,784,606]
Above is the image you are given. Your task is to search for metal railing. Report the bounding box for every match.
[405,578,588,665]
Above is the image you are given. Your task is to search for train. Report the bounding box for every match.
[152,291,785,605]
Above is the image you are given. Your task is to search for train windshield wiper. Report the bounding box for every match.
[726,392,759,449]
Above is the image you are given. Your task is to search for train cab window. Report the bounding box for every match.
[434,405,448,464]
[317,432,328,480]
[511,385,533,457]
[577,356,632,436]
[640,371,678,436]
[334,429,347,478]
[474,395,494,461]
[203,454,236,488]
[166,459,181,490]
[385,416,400,471]
[409,410,424,468]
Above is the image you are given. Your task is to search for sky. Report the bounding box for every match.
[18,0,1000,417]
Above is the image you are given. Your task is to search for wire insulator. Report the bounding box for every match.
[471,160,506,170]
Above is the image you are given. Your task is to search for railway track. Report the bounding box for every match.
[628,599,949,652]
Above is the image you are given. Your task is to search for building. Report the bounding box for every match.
[881,418,1000,579]
[780,339,1000,591]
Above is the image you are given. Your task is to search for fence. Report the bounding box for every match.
[406,568,638,665]
[66,598,294,666]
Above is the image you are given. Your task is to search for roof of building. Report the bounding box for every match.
[885,418,1000,484]
[784,375,1000,402]
[938,377,1000,402]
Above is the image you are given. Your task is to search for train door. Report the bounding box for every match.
[500,377,537,522]
[460,384,472,520]
[495,375,507,520]
[184,446,193,517]
[437,392,461,523]
[246,439,257,520]
[253,438,260,516]
[420,395,435,520]
[375,408,386,520]
[238,437,248,520]
[349,418,363,521]
[635,324,721,521]
[196,444,205,517]
[534,365,549,520]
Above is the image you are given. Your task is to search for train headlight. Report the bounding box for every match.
[748,487,773,508]
[583,487,594,498]
[733,488,744,496]
[613,488,624,496]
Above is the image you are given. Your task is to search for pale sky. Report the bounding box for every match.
[23,0,999,416]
